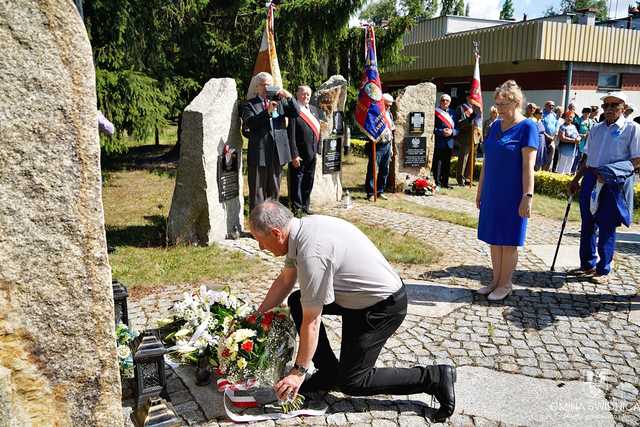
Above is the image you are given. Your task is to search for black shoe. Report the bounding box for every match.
[302,207,314,215]
[431,365,456,422]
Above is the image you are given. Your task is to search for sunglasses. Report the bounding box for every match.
[601,103,622,110]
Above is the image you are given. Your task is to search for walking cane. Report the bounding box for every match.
[550,193,573,272]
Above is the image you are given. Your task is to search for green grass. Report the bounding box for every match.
[340,155,478,228]
[102,169,264,289]
[351,220,442,265]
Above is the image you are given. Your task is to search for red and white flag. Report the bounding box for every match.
[468,52,483,128]
[251,2,282,88]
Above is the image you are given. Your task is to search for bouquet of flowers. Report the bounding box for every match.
[159,286,251,367]
[115,322,138,379]
[216,307,296,385]
[406,175,437,196]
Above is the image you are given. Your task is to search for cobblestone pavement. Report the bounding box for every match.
[127,193,640,426]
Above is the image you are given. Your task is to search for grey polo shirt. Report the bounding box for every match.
[285,216,402,310]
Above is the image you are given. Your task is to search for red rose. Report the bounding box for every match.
[240,340,253,353]
[221,348,231,358]
[261,321,271,332]
[246,314,257,325]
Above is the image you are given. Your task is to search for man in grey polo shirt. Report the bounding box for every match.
[251,200,456,422]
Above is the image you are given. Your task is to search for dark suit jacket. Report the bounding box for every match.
[288,105,321,163]
[240,96,300,167]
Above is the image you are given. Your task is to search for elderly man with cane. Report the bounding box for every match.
[567,92,640,283]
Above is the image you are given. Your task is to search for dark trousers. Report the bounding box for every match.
[456,139,472,185]
[365,142,392,196]
[248,162,282,212]
[288,157,316,211]
[432,145,452,187]
[578,170,619,275]
[288,287,440,396]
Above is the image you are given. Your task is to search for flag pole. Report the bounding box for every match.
[368,25,378,202]
[468,40,481,186]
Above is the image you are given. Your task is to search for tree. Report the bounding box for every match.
[440,0,456,15]
[402,0,439,20]
[499,0,514,20]
[453,0,465,16]
[559,0,608,21]
[359,0,397,25]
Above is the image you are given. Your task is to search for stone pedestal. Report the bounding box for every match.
[167,78,244,245]
[0,1,122,425]
[309,75,347,207]
[389,82,437,192]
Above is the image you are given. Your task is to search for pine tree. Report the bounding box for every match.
[499,0,514,20]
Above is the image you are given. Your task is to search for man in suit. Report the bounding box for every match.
[288,85,321,216]
[433,94,458,188]
[240,72,300,211]
[455,95,480,186]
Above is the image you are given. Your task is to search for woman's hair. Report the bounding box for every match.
[494,80,524,109]
[534,107,543,115]
[563,111,575,120]
[489,105,498,115]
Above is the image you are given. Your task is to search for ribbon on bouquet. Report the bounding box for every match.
[222,387,328,423]
[216,377,258,408]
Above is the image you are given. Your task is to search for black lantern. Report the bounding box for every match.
[133,397,182,427]
[133,331,167,407]
[112,279,129,326]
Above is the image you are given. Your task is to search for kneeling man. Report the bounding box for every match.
[251,200,456,422]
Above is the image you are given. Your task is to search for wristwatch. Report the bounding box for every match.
[292,364,308,376]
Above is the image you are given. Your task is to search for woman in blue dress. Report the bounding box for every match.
[476,80,538,301]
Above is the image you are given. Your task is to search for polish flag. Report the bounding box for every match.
[468,53,483,128]
[251,2,282,88]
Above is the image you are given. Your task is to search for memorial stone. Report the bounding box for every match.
[309,75,347,207]
[167,78,244,245]
[389,83,436,192]
[0,1,122,425]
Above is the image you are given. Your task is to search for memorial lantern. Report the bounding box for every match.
[134,397,182,427]
[112,279,129,326]
[133,331,167,407]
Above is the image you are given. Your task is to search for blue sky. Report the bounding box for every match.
[351,0,632,23]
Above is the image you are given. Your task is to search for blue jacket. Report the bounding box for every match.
[434,108,458,150]
[596,160,636,227]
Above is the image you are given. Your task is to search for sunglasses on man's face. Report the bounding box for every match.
[601,103,622,110]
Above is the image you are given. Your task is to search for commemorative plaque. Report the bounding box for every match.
[322,137,342,174]
[217,150,240,202]
[409,112,425,134]
[403,136,427,167]
[332,111,344,135]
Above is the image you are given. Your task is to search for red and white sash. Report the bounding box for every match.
[435,107,454,129]
[298,106,321,142]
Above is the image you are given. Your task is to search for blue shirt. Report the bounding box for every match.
[584,116,640,168]
[541,110,558,136]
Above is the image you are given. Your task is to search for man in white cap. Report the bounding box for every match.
[365,93,395,200]
[568,91,640,284]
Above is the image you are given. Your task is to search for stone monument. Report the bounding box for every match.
[389,82,437,192]
[167,78,244,245]
[309,75,347,207]
[0,1,122,425]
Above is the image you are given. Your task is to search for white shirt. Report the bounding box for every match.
[584,116,640,168]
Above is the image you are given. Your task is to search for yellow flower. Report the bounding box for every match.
[237,357,247,369]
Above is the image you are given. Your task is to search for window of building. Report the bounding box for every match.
[598,73,621,90]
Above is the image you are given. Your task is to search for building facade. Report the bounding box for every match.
[383,13,640,117]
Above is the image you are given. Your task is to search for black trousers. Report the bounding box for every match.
[432,145,452,187]
[288,287,440,396]
[288,157,316,211]
[248,161,282,212]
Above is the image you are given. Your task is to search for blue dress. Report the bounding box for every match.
[478,119,539,246]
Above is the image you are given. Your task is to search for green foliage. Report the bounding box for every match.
[499,0,514,20]
[359,0,397,25]
[440,0,456,15]
[453,0,465,16]
[546,0,609,21]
